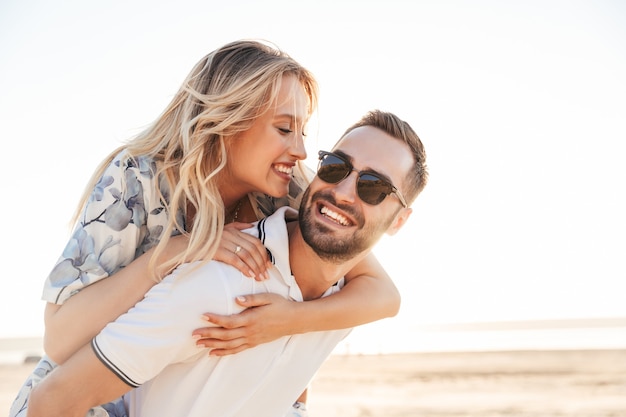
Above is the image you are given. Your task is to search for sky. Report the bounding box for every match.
[1,1,625,350]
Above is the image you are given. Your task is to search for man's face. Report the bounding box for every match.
[299,126,414,263]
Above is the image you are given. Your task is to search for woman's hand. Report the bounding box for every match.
[214,222,272,281]
[193,293,298,356]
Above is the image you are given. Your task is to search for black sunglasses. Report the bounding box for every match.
[317,151,408,208]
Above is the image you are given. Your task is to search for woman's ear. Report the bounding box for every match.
[385,207,412,236]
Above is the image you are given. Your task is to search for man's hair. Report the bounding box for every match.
[341,110,428,204]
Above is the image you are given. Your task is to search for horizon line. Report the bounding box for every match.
[414,316,626,332]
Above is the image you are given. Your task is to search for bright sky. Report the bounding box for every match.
[1,1,625,345]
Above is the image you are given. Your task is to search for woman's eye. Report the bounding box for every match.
[278,128,293,134]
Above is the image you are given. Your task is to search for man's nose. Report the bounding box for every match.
[331,170,358,204]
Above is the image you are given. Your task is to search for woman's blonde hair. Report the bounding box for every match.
[73,39,319,279]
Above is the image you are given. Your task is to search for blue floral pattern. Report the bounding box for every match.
[42,152,174,304]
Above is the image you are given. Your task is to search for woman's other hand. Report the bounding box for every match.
[193,293,298,355]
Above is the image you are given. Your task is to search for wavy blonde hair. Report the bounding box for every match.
[74,40,318,279]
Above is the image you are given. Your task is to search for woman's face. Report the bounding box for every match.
[223,74,310,203]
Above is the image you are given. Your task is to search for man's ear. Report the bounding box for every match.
[385,207,412,236]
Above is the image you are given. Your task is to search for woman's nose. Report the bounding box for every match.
[290,132,307,160]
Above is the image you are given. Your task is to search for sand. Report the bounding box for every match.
[3,350,626,417]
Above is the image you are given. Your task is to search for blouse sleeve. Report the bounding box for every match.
[249,160,314,220]
[42,151,169,305]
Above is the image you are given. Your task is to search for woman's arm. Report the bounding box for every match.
[44,255,153,364]
[43,235,188,364]
[29,343,132,417]
[44,224,271,365]
[194,252,400,355]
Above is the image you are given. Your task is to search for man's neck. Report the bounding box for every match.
[286,222,360,301]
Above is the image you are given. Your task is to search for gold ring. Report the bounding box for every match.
[234,245,242,254]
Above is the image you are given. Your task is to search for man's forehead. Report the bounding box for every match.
[332,125,412,179]
[333,126,394,164]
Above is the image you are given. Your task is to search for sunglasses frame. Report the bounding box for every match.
[317,150,408,208]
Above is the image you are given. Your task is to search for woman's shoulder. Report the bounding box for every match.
[98,150,163,204]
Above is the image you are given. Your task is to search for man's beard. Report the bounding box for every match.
[298,188,396,264]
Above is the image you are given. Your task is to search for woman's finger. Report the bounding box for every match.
[208,344,250,356]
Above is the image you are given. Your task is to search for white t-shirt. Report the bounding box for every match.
[92,207,351,417]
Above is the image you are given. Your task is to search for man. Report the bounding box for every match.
[28,110,428,417]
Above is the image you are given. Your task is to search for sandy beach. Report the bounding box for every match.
[3,349,626,417]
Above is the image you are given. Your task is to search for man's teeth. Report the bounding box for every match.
[274,164,292,174]
[320,206,349,226]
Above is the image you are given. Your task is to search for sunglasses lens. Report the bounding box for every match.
[318,154,351,183]
[318,151,400,206]
[357,174,392,205]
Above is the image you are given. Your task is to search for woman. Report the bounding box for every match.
[11,40,400,417]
